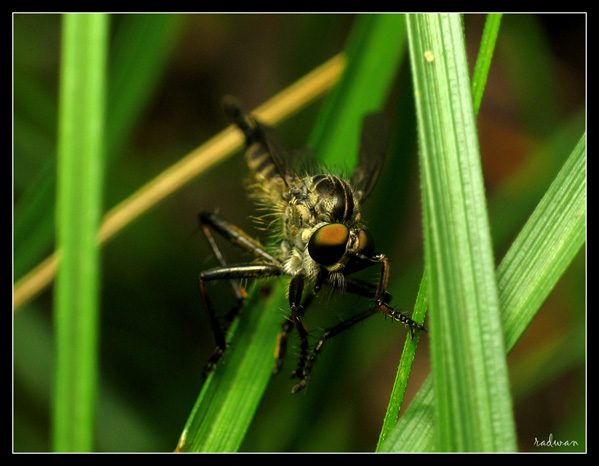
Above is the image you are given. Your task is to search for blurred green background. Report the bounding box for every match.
[13,13,585,452]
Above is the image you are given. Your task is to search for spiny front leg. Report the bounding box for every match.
[379,302,427,338]
[372,253,426,338]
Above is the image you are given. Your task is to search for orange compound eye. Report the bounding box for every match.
[308,223,349,266]
[358,230,375,258]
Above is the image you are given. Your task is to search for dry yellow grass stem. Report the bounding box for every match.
[14,53,346,311]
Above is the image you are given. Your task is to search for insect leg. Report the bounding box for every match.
[287,273,312,380]
[273,291,315,375]
[341,276,392,303]
[199,211,281,322]
[370,254,426,338]
[199,212,280,264]
[287,261,424,391]
[273,269,326,375]
[291,306,380,394]
[321,259,426,338]
[199,263,283,374]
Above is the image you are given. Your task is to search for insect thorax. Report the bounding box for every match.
[280,174,364,280]
[244,136,366,281]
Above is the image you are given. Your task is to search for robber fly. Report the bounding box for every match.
[198,98,425,393]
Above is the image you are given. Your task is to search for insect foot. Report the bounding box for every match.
[380,302,427,339]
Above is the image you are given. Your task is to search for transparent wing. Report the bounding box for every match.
[254,120,319,182]
[351,112,390,201]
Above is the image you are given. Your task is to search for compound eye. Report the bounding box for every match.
[358,230,375,258]
[308,223,349,266]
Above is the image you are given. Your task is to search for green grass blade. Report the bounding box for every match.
[376,271,428,448]
[52,13,108,452]
[407,13,516,451]
[177,287,285,452]
[176,15,408,453]
[487,110,585,251]
[310,13,407,167]
[471,14,502,115]
[14,14,184,284]
[379,132,586,452]
[377,14,503,448]
[498,133,586,351]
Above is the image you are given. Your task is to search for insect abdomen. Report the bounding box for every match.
[224,99,287,200]
[246,143,283,184]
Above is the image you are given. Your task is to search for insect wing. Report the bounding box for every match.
[224,97,296,184]
[255,119,320,182]
[351,113,390,200]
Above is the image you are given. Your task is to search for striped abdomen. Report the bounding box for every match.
[245,137,288,206]
[224,100,288,203]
